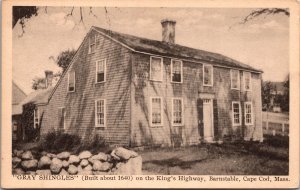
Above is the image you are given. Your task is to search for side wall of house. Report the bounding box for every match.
[41,30,131,146]
[130,52,263,147]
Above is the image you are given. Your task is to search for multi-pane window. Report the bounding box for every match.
[95,99,105,127]
[171,60,182,83]
[245,102,253,125]
[203,64,213,86]
[68,71,75,92]
[172,98,183,125]
[244,72,252,91]
[89,35,96,54]
[150,57,163,81]
[231,69,240,90]
[151,97,162,126]
[232,102,241,126]
[33,108,39,129]
[59,107,66,130]
[96,59,106,83]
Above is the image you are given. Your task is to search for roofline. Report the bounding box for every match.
[12,80,27,96]
[48,26,263,102]
[92,27,262,74]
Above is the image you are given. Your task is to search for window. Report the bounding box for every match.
[89,35,96,54]
[231,69,240,90]
[150,97,163,126]
[96,59,106,83]
[232,102,241,126]
[172,98,183,125]
[171,60,182,83]
[59,107,66,130]
[244,102,253,125]
[33,108,39,129]
[150,56,163,81]
[244,72,252,91]
[203,64,213,86]
[68,71,75,92]
[95,99,105,127]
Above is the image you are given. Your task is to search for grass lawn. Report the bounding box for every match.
[139,141,288,175]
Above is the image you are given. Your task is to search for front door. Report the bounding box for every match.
[203,99,214,142]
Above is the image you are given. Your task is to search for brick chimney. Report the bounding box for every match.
[161,19,176,43]
[45,70,53,88]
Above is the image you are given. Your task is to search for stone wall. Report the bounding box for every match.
[12,147,142,175]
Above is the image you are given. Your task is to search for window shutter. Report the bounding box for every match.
[197,99,204,138]
[213,99,219,139]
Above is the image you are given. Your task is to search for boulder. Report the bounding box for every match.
[46,153,57,159]
[78,170,93,175]
[12,157,22,165]
[57,152,71,160]
[38,156,52,169]
[25,171,36,175]
[113,156,142,175]
[93,171,108,175]
[78,151,92,159]
[36,169,51,175]
[77,165,83,173]
[13,168,25,175]
[62,160,69,168]
[41,151,48,156]
[14,150,24,158]
[112,147,138,160]
[92,160,112,171]
[68,165,78,175]
[80,159,89,167]
[83,164,92,171]
[59,168,69,175]
[50,158,62,174]
[97,152,108,161]
[21,159,38,171]
[21,151,33,160]
[68,155,80,165]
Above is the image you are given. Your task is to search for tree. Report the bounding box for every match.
[241,8,289,24]
[54,49,76,73]
[281,75,289,112]
[261,81,275,111]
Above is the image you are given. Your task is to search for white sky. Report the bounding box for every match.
[13,7,289,94]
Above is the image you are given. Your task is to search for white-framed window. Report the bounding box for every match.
[59,107,66,130]
[203,64,213,86]
[150,56,163,81]
[33,108,39,129]
[243,72,252,91]
[232,101,241,126]
[231,69,240,90]
[96,59,106,83]
[68,71,75,92]
[171,59,183,83]
[172,98,184,126]
[95,99,106,127]
[89,34,97,54]
[244,102,253,125]
[150,97,163,126]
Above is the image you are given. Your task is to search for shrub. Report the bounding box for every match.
[263,135,289,148]
[74,134,108,154]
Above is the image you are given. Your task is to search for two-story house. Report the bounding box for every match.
[41,20,263,147]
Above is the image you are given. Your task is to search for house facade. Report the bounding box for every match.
[41,20,263,147]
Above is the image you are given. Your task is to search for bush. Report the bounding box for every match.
[39,131,81,153]
[263,135,289,148]
[74,134,108,154]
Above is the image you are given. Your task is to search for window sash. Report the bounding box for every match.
[96,59,106,83]
[68,71,75,92]
[95,99,105,127]
[150,97,162,126]
[244,102,253,125]
[244,72,251,91]
[171,60,182,83]
[231,70,240,89]
[232,102,241,125]
[172,98,183,125]
[89,35,97,54]
[150,57,163,81]
[203,65,213,86]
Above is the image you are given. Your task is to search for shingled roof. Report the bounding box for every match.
[93,26,262,73]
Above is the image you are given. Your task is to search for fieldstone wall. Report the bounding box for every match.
[12,147,142,175]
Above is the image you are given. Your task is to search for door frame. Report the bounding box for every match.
[203,98,214,142]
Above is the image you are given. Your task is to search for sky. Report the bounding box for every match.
[13,7,289,94]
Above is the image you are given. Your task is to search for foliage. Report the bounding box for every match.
[74,134,108,154]
[263,135,289,148]
[241,8,289,24]
[55,49,76,73]
[261,81,275,111]
[21,103,39,142]
[40,131,81,153]
[31,72,61,90]
[13,6,38,28]
[281,75,289,112]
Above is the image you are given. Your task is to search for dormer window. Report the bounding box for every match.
[203,64,213,86]
[150,56,163,81]
[231,69,240,90]
[68,71,75,92]
[96,59,106,83]
[89,35,96,54]
[171,59,182,83]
